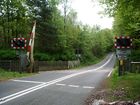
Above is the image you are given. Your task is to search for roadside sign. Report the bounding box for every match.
[116,49,131,60]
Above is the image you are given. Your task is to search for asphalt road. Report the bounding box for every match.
[0,53,116,105]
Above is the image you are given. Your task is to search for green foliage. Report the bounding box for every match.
[0,50,16,60]
[34,53,52,61]
[34,50,76,61]
[0,0,30,49]
[130,50,140,61]
[0,0,114,62]
[102,0,140,61]
[109,67,140,101]
[0,68,33,81]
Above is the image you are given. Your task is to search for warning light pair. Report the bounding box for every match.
[114,36,132,49]
[11,38,27,49]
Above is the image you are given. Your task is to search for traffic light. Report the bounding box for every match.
[11,38,27,49]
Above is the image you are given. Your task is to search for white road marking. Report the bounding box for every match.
[0,83,46,104]
[68,85,79,88]
[0,54,114,105]
[11,79,46,84]
[55,84,94,89]
[83,86,95,89]
[56,83,66,86]
[107,71,113,77]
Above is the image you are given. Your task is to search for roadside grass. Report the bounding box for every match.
[0,68,34,81]
[108,67,140,101]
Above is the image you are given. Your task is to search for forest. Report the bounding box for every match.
[102,0,140,61]
[0,0,118,63]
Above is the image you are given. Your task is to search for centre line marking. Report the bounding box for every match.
[56,83,66,86]
[83,86,95,89]
[68,85,79,88]
[0,54,114,105]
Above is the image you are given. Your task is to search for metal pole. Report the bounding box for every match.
[118,59,124,76]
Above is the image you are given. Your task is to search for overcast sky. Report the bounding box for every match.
[70,0,114,29]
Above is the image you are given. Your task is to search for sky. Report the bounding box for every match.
[70,0,114,29]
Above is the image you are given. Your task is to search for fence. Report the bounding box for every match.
[0,60,20,71]
[0,60,80,72]
[131,62,140,73]
[38,60,80,71]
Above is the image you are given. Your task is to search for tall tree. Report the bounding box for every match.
[0,0,29,48]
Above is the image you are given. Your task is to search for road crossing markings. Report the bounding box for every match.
[11,80,94,89]
[83,86,95,89]
[68,85,79,88]
[56,83,66,86]
[11,79,46,84]
[55,83,94,89]
[0,54,114,105]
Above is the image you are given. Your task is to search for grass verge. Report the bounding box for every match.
[0,68,34,81]
[108,67,140,101]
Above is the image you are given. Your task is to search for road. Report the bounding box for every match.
[0,53,116,105]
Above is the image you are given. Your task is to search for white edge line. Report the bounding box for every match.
[107,71,113,77]
[0,54,114,104]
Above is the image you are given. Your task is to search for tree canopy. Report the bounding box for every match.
[0,0,114,62]
[101,0,140,60]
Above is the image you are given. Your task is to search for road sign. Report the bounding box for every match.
[11,38,27,49]
[116,49,131,60]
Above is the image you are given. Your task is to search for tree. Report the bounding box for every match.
[0,0,30,48]
[101,0,140,61]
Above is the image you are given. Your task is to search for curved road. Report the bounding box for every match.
[0,53,116,105]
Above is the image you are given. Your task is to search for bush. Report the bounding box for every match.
[130,50,140,61]
[59,50,76,61]
[34,53,52,61]
[34,49,77,61]
[0,50,17,60]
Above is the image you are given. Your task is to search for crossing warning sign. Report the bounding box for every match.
[11,38,27,49]
[114,36,132,49]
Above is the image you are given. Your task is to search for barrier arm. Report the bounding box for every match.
[27,21,36,73]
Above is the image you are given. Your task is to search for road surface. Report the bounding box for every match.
[0,53,116,105]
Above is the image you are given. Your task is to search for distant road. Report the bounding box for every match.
[0,53,116,105]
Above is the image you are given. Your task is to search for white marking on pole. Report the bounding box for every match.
[56,83,66,86]
[107,71,113,77]
[0,54,114,104]
[83,86,95,89]
[68,85,79,88]
[11,79,45,84]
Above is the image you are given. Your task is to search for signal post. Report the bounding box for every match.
[114,36,132,76]
[11,21,36,73]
